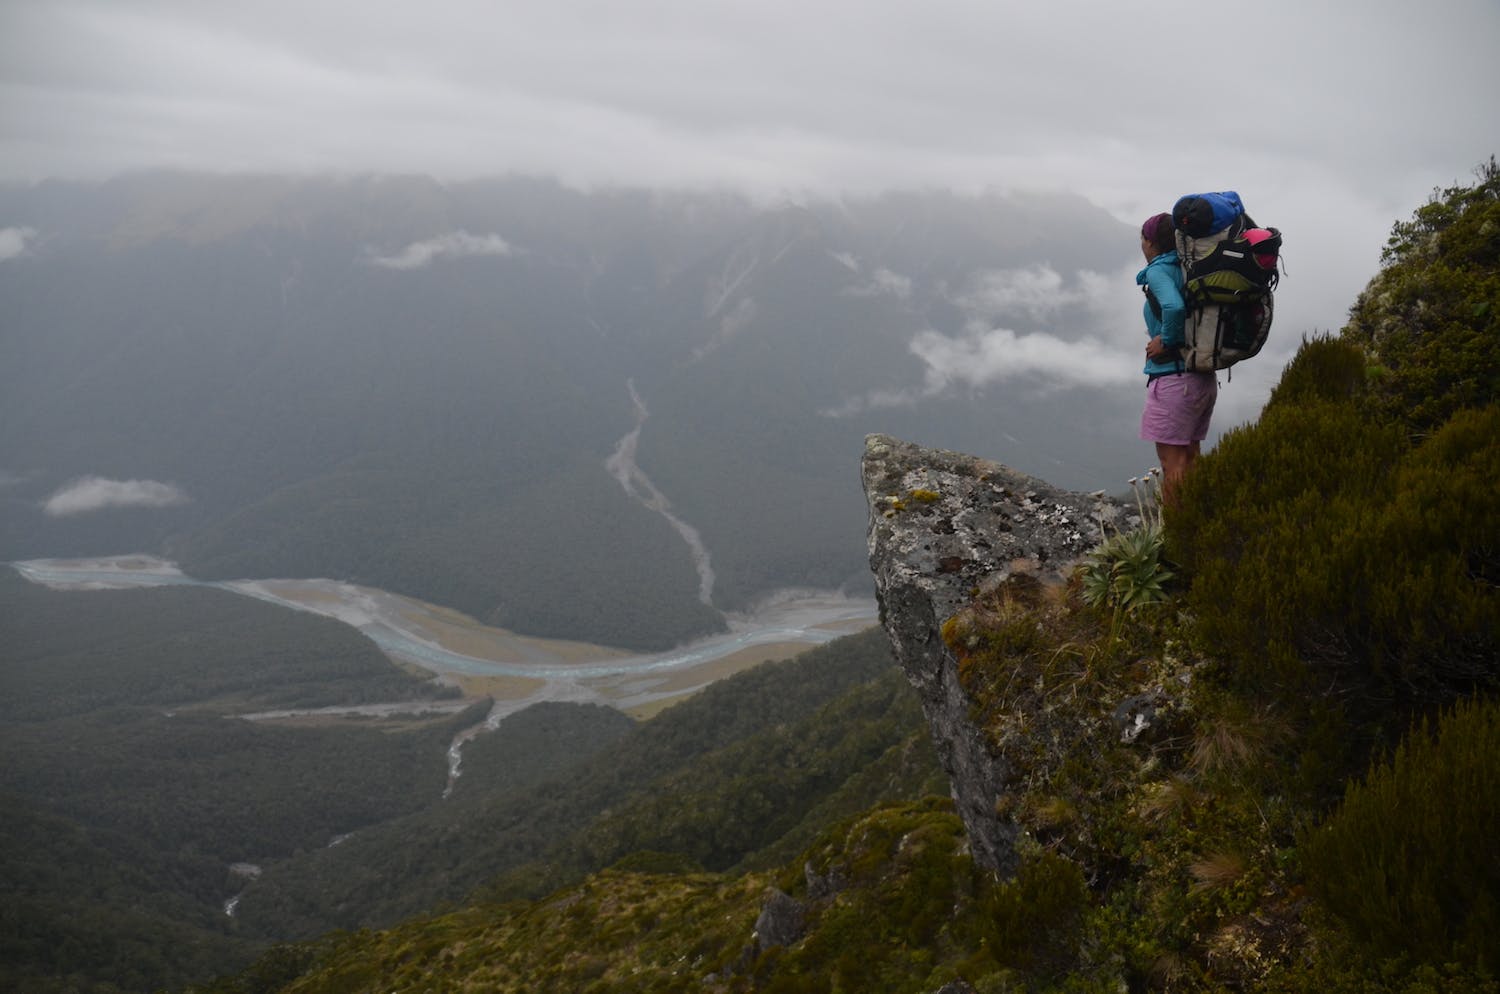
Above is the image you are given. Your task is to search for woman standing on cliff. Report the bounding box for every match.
[1137,212,1216,506]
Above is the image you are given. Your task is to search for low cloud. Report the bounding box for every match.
[825,262,1143,416]
[822,325,1137,417]
[920,262,1145,390]
[949,264,1135,325]
[911,326,1137,392]
[820,384,931,417]
[367,231,514,270]
[951,265,1071,321]
[43,476,191,517]
[825,251,913,299]
[843,267,913,300]
[0,227,37,261]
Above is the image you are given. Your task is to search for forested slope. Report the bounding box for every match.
[233,627,941,939]
[0,573,937,994]
[0,573,475,993]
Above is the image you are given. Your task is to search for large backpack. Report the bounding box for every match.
[1168,191,1282,373]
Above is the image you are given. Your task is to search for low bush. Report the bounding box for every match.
[1170,366,1498,699]
[1168,388,1406,688]
[1300,694,1500,971]
[1262,334,1368,411]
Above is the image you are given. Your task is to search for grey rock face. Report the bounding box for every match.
[861,433,1130,876]
[1112,690,1168,745]
[803,859,846,901]
[753,888,808,951]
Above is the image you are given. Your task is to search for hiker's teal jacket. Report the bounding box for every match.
[1138,250,1186,376]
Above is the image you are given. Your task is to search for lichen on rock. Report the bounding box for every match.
[862,433,1133,876]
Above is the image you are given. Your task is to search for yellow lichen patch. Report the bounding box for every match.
[910,488,942,503]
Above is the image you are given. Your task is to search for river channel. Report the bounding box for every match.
[11,556,878,718]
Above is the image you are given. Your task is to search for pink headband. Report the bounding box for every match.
[1141,213,1173,243]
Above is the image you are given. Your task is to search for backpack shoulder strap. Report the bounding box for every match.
[1142,283,1162,321]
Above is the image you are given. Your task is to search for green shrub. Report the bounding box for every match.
[1080,523,1173,616]
[1168,388,1407,685]
[1360,405,1500,686]
[760,801,1086,992]
[1344,158,1500,436]
[1300,694,1500,970]
[1263,334,1368,411]
[1170,359,1498,696]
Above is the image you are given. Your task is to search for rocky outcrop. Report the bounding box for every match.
[862,433,1131,876]
[752,888,808,951]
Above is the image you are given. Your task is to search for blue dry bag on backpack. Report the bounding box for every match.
[1172,191,1246,238]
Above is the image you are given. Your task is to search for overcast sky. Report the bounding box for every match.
[3,0,1496,426]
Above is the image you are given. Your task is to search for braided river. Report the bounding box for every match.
[11,556,877,719]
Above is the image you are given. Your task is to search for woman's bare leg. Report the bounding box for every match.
[1156,442,1196,508]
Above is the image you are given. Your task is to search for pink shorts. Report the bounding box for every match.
[1140,372,1217,445]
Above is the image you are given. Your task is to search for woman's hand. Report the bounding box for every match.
[1145,336,1173,361]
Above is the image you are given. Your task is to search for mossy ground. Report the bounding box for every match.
[273,871,766,993]
[246,800,1089,994]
